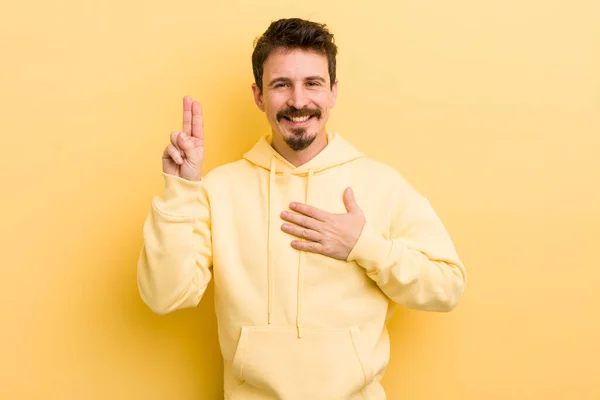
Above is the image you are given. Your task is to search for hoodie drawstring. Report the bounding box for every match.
[266,155,314,339]
[267,157,276,324]
[296,168,313,338]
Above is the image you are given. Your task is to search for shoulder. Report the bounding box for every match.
[351,156,419,196]
[201,159,263,196]
[202,159,248,184]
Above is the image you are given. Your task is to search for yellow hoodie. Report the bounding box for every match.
[137,131,467,400]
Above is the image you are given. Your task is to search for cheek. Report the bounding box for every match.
[313,92,332,110]
[265,95,286,118]
[267,107,280,122]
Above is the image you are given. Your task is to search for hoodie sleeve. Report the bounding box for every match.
[346,180,467,312]
[137,172,213,315]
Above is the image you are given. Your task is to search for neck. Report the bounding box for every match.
[272,131,328,167]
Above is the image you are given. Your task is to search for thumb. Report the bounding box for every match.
[178,132,200,164]
[343,187,361,214]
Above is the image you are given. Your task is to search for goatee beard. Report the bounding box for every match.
[276,106,321,151]
[284,128,317,151]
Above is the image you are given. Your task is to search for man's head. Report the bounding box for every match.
[251,18,338,152]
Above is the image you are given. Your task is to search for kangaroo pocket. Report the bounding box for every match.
[230,326,371,399]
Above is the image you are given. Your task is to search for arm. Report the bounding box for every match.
[137,172,213,315]
[347,183,467,312]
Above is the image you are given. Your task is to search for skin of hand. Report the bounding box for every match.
[162,96,205,181]
[280,187,366,260]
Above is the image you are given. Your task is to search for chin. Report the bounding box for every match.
[283,129,318,151]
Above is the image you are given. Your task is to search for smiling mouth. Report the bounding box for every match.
[282,115,315,125]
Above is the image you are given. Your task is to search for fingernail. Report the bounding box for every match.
[179,133,188,141]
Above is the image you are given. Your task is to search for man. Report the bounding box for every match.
[138,18,467,400]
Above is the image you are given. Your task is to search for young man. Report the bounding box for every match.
[138,18,467,400]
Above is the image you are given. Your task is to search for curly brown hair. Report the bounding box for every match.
[252,18,338,92]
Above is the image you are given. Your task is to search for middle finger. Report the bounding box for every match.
[281,223,320,241]
[281,211,320,231]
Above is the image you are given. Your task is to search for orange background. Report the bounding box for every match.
[1,0,599,399]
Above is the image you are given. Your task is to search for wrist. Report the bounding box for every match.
[152,172,205,217]
[346,220,391,274]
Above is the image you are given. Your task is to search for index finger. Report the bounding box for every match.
[182,96,193,136]
[191,101,204,139]
[289,202,328,222]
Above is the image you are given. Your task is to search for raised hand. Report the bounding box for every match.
[162,95,205,181]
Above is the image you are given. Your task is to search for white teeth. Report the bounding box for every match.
[290,116,310,122]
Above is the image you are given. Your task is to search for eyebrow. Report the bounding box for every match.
[267,76,327,87]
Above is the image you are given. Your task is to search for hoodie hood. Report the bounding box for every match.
[243,131,364,175]
[243,131,364,338]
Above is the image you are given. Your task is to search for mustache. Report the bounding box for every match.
[276,107,322,121]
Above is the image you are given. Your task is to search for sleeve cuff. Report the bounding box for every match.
[152,172,206,217]
[347,220,393,274]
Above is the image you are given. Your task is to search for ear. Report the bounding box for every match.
[251,83,265,112]
[329,80,338,108]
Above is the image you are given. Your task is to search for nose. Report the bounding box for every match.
[287,85,310,110]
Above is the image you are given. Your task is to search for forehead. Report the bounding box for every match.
[263,48,329,80]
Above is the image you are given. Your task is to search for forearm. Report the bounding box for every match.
[347,187,467,312]
[137,173,213,315]
[348,220,466,311]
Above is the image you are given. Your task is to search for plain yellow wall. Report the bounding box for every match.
[1,0,599,399]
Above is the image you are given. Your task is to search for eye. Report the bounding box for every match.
[307,81,321,87]
[274,83,289,88]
